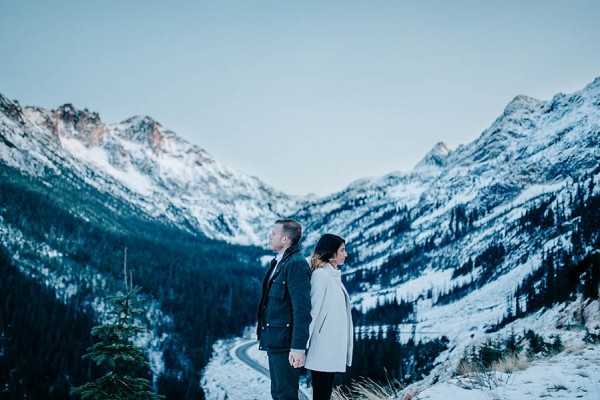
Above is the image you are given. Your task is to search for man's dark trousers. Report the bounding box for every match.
[268,352,300,400]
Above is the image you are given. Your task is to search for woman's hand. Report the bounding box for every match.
[288,351,306,368]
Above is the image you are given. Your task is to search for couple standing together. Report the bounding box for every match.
[257,219,354,400]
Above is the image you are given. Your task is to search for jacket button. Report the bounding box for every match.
[262,327,265,330]
[286,324,289,327]
[266,323,270,326]
[283,281,286,284]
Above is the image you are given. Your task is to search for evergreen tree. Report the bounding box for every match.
[504,330,522,355]
[71,249,163,400]
[544,252,556,307]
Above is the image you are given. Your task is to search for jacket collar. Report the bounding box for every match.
[275,243,300,264]
[321,263,342,277]
[282,243,300,257]
[269,244,301,282]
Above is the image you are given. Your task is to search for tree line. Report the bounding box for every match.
[0,166,266,399]
[489,172,599,332]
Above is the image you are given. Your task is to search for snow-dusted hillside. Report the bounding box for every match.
[201,314,600,399]
[298,77,600,267]
[0,97,301,244]
[400,298,600,399]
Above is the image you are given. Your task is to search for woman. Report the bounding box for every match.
[304,233,354,400]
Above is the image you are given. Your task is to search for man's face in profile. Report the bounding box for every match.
[269,223,287,252]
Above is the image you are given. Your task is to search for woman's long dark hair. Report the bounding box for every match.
[310,233,345,271]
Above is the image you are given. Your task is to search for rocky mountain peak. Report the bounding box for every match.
[414,141,453,173]
[46,103,106,146]
[53,103,102,127]
[470,94,547,164]
[583,75,600,93]
[501,94,541,118]
[119,115,165,153]
[0,93,25,126]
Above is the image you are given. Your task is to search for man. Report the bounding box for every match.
[257,218,311,400]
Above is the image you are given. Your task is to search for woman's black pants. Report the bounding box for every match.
[310,370,335,400]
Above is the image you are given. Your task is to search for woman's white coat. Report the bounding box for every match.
[304,263,353,372]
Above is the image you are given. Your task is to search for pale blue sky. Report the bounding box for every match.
[2,1,599,196]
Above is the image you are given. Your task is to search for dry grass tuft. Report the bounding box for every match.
[331,378,406,400]
[455,358,507,390]
[563,343,586,355]
[492,353,530,374]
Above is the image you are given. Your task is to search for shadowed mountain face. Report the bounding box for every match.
[1,77,599,395]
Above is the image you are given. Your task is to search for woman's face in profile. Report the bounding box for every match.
[332,243,347,266]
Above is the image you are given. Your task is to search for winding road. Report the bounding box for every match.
[232,340,310,400]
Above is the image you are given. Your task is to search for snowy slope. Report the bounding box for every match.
[0,98,301,245]
[417,341,600,400]
[416,301,600,399]
[201,300,600,399]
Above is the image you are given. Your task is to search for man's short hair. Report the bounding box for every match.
[275,218,302,245]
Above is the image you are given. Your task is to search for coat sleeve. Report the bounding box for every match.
[307,269,328,348]
[286,257,312,350]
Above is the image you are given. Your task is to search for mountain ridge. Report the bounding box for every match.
[1,77,599,396]
[1,94,304,244]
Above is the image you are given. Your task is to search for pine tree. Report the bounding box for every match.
[544,251,556,307]
[71,249,163,400]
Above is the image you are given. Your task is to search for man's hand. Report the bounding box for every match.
[288,351,306,368]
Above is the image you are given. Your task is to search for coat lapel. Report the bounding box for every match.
[268,244,299,283]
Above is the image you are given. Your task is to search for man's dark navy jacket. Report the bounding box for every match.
[257,244,311,353]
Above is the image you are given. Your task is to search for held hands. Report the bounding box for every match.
[288,351,306,368]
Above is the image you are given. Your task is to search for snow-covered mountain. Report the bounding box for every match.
[290,77,600,389]
[4,77,596,253]
[0,97,300,245]
[2,76,599,396]
[298,77,599,264]
[198,77,600,398]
